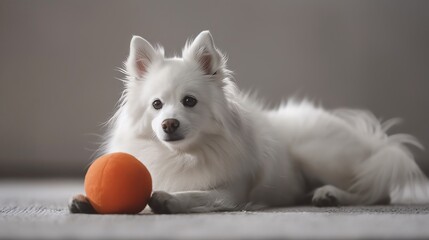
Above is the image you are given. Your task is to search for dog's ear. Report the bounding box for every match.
[126,36,159,78]
[183,31,223,75]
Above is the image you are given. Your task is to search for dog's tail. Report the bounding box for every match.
[333,109,428,204]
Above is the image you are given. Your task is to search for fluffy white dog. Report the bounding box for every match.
[70,31,427,214]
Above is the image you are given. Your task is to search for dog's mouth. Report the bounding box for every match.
[163,134,185,142]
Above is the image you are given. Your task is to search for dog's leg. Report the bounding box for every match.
[149,189,242,214]
[68,194,96,214]
[312,185,363,207]
[312,185,391,207]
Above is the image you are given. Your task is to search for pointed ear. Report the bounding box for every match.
[125,36,159,78]
[183,31,223,75]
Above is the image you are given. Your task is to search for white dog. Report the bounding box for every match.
[70,31,427,214]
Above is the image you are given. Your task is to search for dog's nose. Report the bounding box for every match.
[162,119,180,134]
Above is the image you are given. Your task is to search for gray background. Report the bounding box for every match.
[1,0,428,178]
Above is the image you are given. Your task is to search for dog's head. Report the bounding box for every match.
[122,31,230,151]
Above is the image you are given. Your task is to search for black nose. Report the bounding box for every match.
[162,119,180,134]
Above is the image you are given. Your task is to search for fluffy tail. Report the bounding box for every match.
[333,109,428,204]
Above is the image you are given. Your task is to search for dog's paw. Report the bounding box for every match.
[148,191,183,214]
[312,186,339,207]
[69,194,96,214]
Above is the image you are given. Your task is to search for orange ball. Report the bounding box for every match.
[84,152,152,214]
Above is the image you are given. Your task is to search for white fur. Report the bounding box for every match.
[103,31,428,213]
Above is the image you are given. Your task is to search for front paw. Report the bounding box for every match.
[69,194,96,214]
[148,191,183,214]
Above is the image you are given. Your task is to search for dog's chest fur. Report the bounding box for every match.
[118,139,240,193]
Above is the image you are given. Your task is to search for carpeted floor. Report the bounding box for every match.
[1,180,429,240]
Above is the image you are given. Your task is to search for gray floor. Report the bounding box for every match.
[1,180,429,240]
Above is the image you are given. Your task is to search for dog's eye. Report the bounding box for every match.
[152,99,163,110]
[182,96,198,108]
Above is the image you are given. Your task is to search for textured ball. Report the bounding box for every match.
[84,152,152,214]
